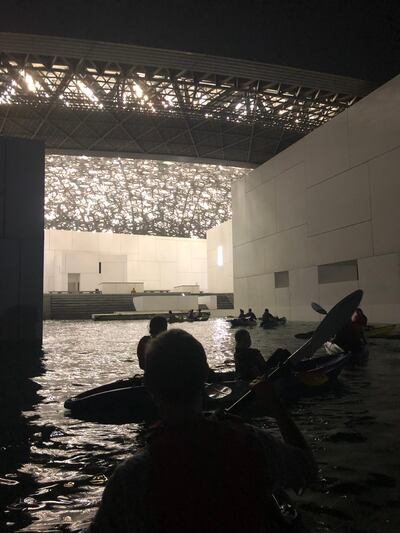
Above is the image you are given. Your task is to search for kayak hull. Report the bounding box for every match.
[64,354,349,424]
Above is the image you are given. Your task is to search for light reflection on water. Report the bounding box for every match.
[3,319,400,532]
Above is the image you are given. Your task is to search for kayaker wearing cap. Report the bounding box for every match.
[88,329,317,533]
[137,315,168,370]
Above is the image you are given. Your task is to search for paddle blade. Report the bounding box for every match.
[311,302,327,315]
[290,289,363,364]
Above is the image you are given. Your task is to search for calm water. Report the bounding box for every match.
[1,319,400,532]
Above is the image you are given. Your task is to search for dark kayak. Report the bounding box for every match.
[296,325,399,340]
[261,317,287,329]
[64,353,349,423]
[227,318,257,328]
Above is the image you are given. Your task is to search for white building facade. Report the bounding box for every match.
[229,75,400,323]
[44,230,207,293]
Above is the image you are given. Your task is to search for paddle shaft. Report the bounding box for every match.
[226,339,313,412]
[226,289,363,413]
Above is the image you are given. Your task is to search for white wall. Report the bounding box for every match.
[44,230,207,292]
[206,220,234,293]
[232,75,400,323]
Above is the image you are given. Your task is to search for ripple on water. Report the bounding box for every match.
[2,319,400,532]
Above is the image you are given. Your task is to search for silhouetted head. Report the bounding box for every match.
[145,329,209,407]
[149,315,168,336]
[248,308,252,313]
[235,329,251,349]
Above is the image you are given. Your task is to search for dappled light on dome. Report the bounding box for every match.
[45,155,248,238]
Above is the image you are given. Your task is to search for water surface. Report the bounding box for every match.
[1,319,399,532]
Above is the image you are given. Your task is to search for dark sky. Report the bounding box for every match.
[2,0,400,82]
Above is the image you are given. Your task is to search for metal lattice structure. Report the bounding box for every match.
[45,155,248,237]
[0,33,376,165]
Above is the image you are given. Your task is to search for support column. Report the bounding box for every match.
[0,136,45,360]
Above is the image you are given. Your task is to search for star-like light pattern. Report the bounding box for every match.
[45,155,248,238]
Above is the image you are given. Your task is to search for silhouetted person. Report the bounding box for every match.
[88,329,316,533]
[137,316,168,370]
[187,309,195,320]
[262,308,274,321]
[238,308,245,319]
[244,308,257,321]
[234,329,267,381]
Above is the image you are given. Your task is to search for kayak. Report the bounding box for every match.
[169,314,210,323]
[365,324,397,338]
[64,353,349,424]
[296,324,398,340]
[261,317,287,329]
[227,318,257,328]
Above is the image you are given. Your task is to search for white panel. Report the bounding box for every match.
[71,231,99,251]
[234,240,265,278]
[246,178,277,240]
[79,273,100,291]
[191,239,207,260]
[138,236,157,261]
[175,271,200,286]
[156,238,177,262]
[289,267,319,321]
[369,146,400,255]
[274,224,309,271]
[101,261,127,282]
[119,234,140,256]
[307,163,370,236]
[276,162,306,231]
[65,251,98,273]
[275,287,291,320]
[247,275,264,316]
[244,165,265,192]
[136,261,160,282]
[358,254,400,305]
[177,241,192,272]
[308,221,373,266]
[257,138,307,186]
[348,75,400,166]
[47,229,73,250]
[159,262,177,290]
[233,276,248,313]
[97,232,121,254]
[232,179,250,247]
[306,111,350,187]
[319,281,359,308]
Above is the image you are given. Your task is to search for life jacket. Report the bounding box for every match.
[147,416,272,533]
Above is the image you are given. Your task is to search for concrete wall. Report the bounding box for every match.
[206,220,234,293]
[232,75,400,323]
[0,137,44,353]
[44,230,207,292]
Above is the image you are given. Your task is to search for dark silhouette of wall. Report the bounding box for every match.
[0,136,44,358]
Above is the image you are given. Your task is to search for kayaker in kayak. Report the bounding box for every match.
[244,308,257,321]
[262,308,275,322]
[234,329,290,381]
[234,329,267,380]
[332,311,365,353]
[88,329,317,533]
[238,308,245,319]
[137,315,168,370]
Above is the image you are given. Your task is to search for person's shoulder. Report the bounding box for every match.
[111,449,151,484]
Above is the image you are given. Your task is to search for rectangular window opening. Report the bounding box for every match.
[274,271,289,288]
[98,262,102,274]
[318,259,358,284]
[217,245,223,267]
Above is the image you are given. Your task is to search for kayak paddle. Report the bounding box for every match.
[311,302,327,315]
[227,289,363,412]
